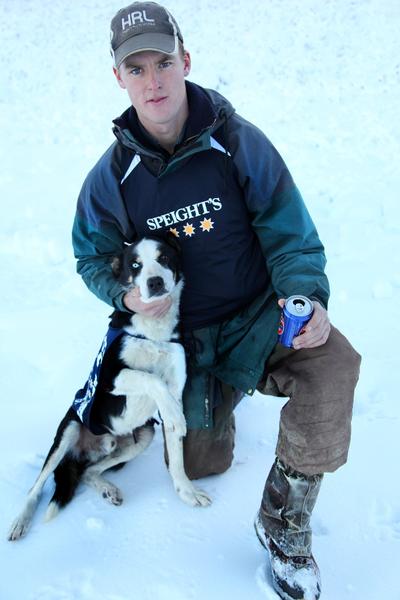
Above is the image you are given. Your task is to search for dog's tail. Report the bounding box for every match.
[44,456,86,521]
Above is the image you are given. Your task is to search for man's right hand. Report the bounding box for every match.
[123,287,172,318]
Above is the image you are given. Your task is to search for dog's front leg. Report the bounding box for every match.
[157,351,211,507]
[163,427,212,507]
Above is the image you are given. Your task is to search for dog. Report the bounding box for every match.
[8,234,211,541]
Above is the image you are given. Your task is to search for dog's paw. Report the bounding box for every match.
[8,518,30,541]
[177,484,212,507]
[101,483,123,506]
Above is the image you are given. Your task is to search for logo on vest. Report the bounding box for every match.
[147,198,222,237]
[121,10,155,31]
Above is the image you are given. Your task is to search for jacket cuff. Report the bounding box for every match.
[113,290,134,313]
[309,296,328,310]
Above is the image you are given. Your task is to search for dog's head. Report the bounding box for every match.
[112,234,182,303]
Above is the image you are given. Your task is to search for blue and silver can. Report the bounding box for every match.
[278,295,314,348]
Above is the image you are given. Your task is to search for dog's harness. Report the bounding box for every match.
[72,327,181,435]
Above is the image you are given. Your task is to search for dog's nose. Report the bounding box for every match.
[147,276,165,296]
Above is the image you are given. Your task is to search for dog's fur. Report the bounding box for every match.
[8,235,211,541]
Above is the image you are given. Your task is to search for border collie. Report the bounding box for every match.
[8,235,211,541]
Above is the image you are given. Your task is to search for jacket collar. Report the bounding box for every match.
[112,81,234,166]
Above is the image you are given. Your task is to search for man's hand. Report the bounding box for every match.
[278,298,331,349]
[123,287,172,318]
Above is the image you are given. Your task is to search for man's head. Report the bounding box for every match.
[111,2,190,145]
[110,1,184,69]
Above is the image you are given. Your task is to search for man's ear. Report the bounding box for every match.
[113,66,126,89]
[183,51,191,77]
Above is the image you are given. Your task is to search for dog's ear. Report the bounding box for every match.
[164,231,181,254]
[111,255,122,277]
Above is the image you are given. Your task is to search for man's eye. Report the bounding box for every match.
[159,61,172,70]
[130,67,142,76]
[131,262,141,269]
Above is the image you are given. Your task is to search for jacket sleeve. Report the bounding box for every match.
[228,113,330,308]
[72,143,136,310]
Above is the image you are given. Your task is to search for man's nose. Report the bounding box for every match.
[147,69,161,90]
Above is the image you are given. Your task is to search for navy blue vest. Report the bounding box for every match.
[72,327,124,434]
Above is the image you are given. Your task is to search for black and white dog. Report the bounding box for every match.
[8,235,211,541]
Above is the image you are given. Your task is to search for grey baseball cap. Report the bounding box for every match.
[110,2,184,68]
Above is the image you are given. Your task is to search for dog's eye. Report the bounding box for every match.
[131,262,141,269]
[159,255,169,265]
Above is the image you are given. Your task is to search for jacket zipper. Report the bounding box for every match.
[204,396,210,429]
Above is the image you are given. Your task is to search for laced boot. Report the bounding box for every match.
[254,458,323,600]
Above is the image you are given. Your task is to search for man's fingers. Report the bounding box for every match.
[306,302,326,330]
[293,319,330,349]
[131,287,140,297]
[291,301,330,349]
[123,290,172,317]
[293,325,330,349]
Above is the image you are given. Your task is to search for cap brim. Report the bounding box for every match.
[114,33,178,67]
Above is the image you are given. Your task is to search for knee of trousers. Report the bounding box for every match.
[182,414,236,480]
[162,415,236,480]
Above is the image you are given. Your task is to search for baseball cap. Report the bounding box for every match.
[110,2,184,68]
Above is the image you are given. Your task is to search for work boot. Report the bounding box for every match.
[254,458,323,600]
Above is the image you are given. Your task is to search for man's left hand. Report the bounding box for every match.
[278,299,331,349]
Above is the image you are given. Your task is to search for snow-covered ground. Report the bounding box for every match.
[1,1,399,598]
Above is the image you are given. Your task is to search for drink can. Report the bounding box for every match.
[278,295,314,348]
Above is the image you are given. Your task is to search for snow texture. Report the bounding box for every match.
[1,1,399,599]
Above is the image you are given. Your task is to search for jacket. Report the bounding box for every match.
[72,81,330,428]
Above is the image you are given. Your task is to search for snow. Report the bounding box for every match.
[1,0,399,598]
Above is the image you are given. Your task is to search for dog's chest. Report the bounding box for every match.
[109,336,186,434]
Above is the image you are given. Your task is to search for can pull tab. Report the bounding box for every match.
[293,299,306,313]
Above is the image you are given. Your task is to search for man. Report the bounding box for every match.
[72,3,361,598]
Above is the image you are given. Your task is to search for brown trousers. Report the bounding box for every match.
[165,326,361,478]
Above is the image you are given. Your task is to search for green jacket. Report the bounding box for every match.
[72,82,329,428]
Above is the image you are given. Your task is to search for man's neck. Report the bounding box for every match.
[139,99,189,155]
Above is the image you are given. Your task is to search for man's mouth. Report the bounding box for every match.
[147,96,167,105]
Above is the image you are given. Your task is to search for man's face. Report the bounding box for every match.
[114,50,191,135]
